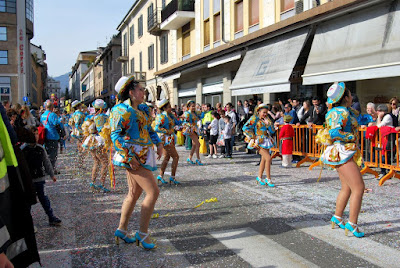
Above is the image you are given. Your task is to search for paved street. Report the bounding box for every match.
[30,143,400,268]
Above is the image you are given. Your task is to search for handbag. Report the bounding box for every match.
[216,134,225,146]
[56,124,66,138]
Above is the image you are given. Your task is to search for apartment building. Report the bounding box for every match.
[46,77,61,100]
[81,64,95,105]
[94,56,104,99]
[0,0,35,104]
[155,0,400,109]
[30,43,47,107]
[94,34,122,107]
[117,0,178,103]
[69,50,98,102]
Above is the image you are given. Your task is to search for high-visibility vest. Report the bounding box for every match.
[0,115,18,180]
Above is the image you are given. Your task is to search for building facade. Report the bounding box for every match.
[30,43,47,107]
[69,50,97,102]
[46,77,61,99]
[0,0,34,104]
[81,64,95,105]
[154,0,399,111]
[95,34,122,107]
[117,0,178,104]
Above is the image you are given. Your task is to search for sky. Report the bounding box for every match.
[31,0,135,77]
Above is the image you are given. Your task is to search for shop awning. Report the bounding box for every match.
[230,28,310,96]
[303,1,400,85]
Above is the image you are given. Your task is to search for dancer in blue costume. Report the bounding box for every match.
[70,100,86,170]
[155,98,182,185]
[243,103,276,187]
[317,82,364,238]
[110,75,163,250]
[182,100,204,165]
[82,99,110,192]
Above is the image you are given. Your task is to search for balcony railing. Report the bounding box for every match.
[161,0,195,22]
[128,72,147,82]
[148,8,163,36]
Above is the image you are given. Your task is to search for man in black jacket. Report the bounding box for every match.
[299,97,326,125]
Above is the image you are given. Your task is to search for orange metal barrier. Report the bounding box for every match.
[271,124,323,167]
[378,131,400,185]
[359,127,379,178]
[270,124,400,186]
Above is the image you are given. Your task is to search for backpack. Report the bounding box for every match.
[37,113,50,145]
[389,113,398,127]
[234,111,240,125]
[21,145,46,179]
[37,123,46,145]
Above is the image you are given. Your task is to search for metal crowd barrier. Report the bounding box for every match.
[378,131,400,185]
[271,124,400,186]
[359,127,379,178]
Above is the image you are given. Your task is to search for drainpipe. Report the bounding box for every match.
[221,0,229,43]
[155,1,159,100]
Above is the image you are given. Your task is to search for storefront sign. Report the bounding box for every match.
[19,29,24,74]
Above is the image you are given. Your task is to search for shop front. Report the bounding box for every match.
[229,26,314,104]
[302,0,400,109]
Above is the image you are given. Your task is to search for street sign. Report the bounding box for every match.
[0,87,10,94]
[23,96,28,102]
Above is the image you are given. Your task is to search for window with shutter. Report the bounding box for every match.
[249,0,259,26]
[281,0,294,12]
[214,13,220,41]
[204,19,210,47]
[130,25,135,45]
[148,45,154,69]
[138,15,143,37]
[182,31,191,57]
[234,1,243,33]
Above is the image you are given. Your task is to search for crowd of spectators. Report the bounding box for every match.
[1,93,399,266]
[149,95,400,162]
[1,99,65,267]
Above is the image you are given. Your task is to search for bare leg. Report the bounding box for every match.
[98,149,109,185]
[118,170,143,231]
[258,154,265,178]
[334,170,351,218]
[337,160,365,224]
[190,133,200,160]
[189,134,196,159]
[209,144,213,155]
[259,148,272,180]
[167,145,179,177]
[90,150,99,182]
[160,147,171,177]
[130,167,160,243]
[213,144,217,155]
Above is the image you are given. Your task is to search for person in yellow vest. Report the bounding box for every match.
[0,103,40,267]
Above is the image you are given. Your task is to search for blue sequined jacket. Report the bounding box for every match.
[110,100,161,166]
[94,113,109,133]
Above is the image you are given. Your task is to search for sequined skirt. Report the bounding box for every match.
[113,144,157,171]
[320,142,362,167]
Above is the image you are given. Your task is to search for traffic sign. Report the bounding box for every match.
[110,95,115,100]
[0,87,10,94]
[23,96,28,102]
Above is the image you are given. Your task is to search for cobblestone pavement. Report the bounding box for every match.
[29,143,400,268]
